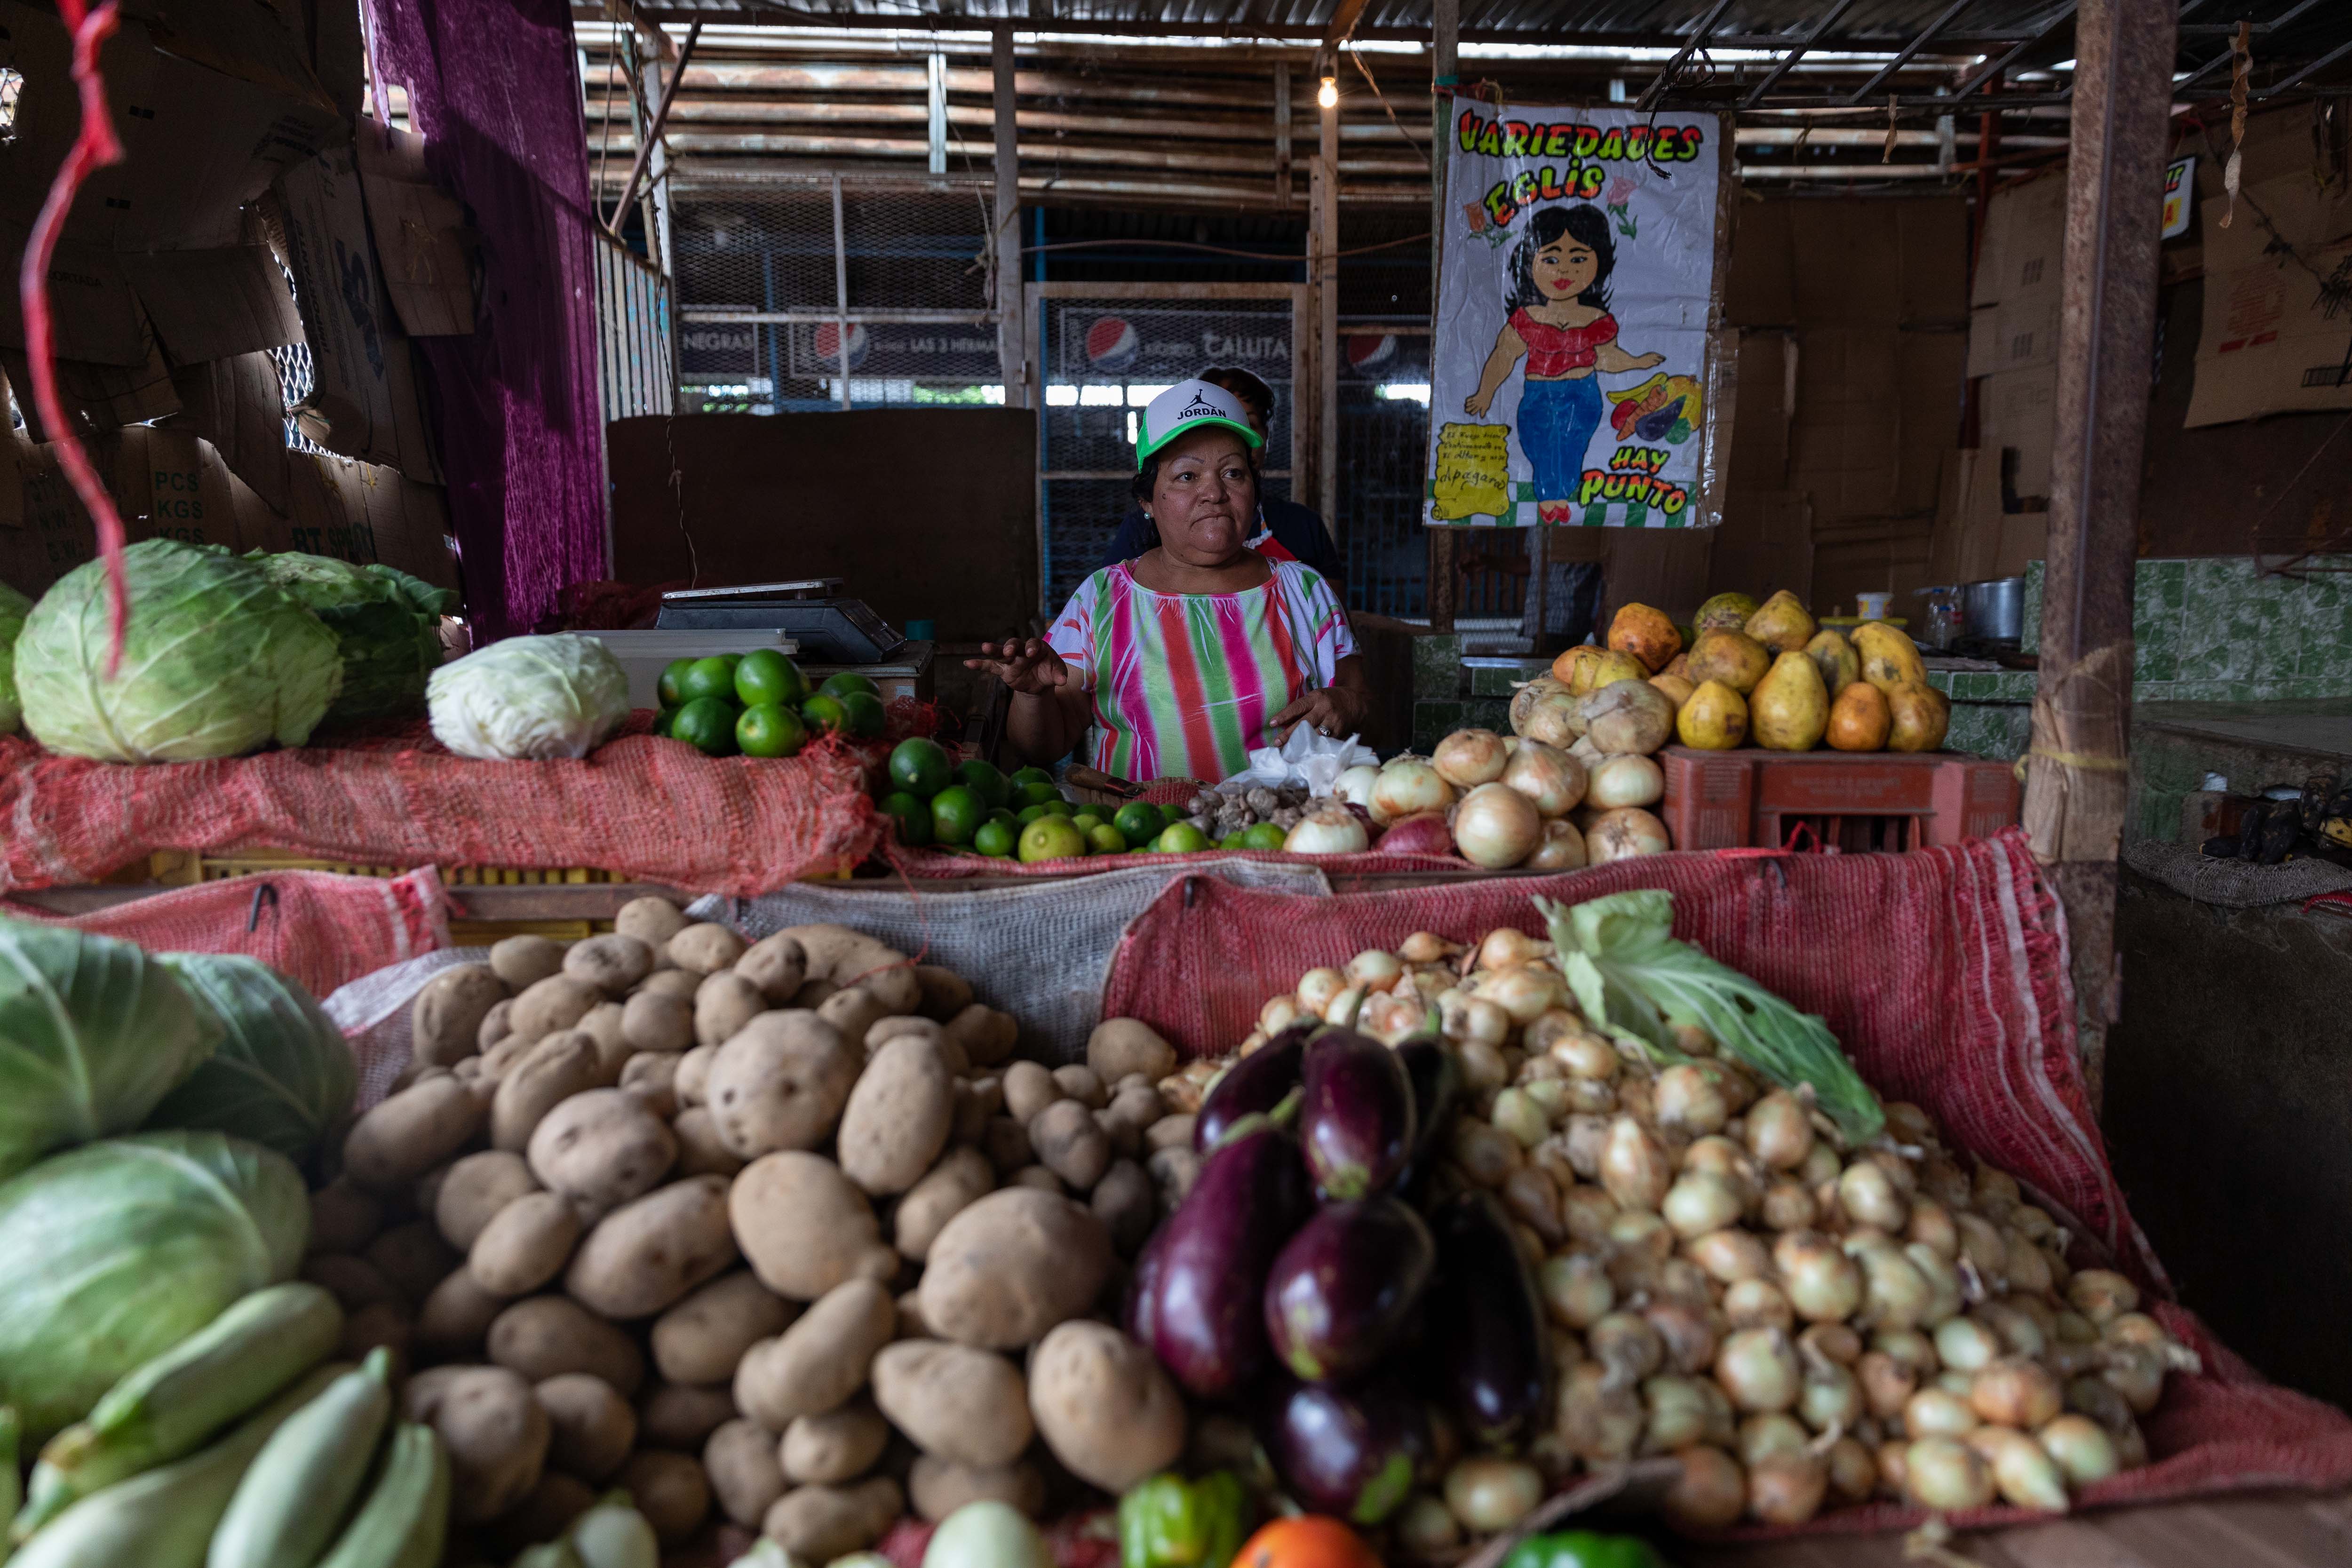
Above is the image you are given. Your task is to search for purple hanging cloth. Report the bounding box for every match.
[364,0,605,641]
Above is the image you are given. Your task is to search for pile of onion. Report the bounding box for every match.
[1198,931,2205,1544]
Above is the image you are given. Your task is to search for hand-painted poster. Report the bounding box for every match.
[1428,103,1731,529]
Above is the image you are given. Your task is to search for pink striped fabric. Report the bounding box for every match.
[1046,553,1356,784]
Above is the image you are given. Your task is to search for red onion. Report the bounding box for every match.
[1374,812,1455,857]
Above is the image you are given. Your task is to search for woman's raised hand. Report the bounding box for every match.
[964,637,1073,696]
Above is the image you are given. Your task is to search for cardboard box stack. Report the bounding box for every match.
[1712,197,1970,613]
[0,0,466,599]
[1941,172,2066,583]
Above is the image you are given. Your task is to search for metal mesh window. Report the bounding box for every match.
[1035,291,1301,612]
[673,175,998,411]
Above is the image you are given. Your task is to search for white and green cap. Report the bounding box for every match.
[1135,378,1263,468]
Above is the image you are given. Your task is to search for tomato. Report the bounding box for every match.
[1232,1517,1381,1568]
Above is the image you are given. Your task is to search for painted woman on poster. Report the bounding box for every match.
[1462,203,1664,523]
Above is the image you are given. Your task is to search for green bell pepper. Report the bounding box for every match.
[1117,1472,1248,1568]
[1499,1530,1669,1568]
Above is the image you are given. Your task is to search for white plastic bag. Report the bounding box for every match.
[1219,724,1378,799]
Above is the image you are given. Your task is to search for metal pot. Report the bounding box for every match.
[1962,577,2026,643]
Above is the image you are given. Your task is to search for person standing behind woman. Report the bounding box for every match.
[970,379,1366,784]
[1463,204,1664,524]
[1096,366,1344,583]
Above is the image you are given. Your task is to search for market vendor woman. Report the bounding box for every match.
[966,379,1367,784]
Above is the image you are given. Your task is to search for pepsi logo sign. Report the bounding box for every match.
[812,321,870,369]
[1085,316,1139,373]
[1347,334,1398,373]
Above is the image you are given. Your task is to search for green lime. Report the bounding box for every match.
[1017,803,1050,825]
[658,659,695,708]
[1239,821,1289,851]
[1070,812,1105,836]
[973,819,1017,858]
[735,648,809,708]
[1112,802,1164,843]
[889,737,954,798]
[654,707,678,739]
[1040,797,1076,817]
[1010,766,1055,790]
[955,758,1011,809]
[1155,822,1211,854]
[1016,780,1061,809]
[679,657,737,703]
[737,703,807,759]
[821,670,882,700]
[672,696,739,756]
[839,690,887,739]
[1086,824,1127,855]
[929,785,985,846]
[801,693,849,734]
[879,791,933,846]
[1019,816,1087,863]
[987,807,1020,830]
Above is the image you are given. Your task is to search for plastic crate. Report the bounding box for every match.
[1657,746,2020,853]
[147,850,627,887]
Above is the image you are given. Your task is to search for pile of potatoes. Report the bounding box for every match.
[302,901,1200,1562]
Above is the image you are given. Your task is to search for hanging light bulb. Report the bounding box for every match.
[1318,73,1338,109]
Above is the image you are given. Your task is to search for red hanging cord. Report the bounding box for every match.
[19,0,131,673]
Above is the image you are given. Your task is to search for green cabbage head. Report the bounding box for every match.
[253,553,456,724]
[145,953,357,1164]
[0,916,222,1180]
[0,577,29,734]
[15,539,343,762]
[0,1130,309,1438]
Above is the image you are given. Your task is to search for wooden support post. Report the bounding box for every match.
[1317,61,1340,539]
[1429,529,1459,630]
[1425,0,1459,630]
[2025,0,2177,1108]
[1274,62,1293,209]
[993,30,1026,409]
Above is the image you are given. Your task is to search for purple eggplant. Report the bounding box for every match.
[1133,1122,1313,1398]
[1393,1038,1462,1178]
[1263,1197,1434,1383]
[1193,1025,1309,1153]
[1425,1190,1551,1448]
[1298,1030,1416,1199]
[1256,1371,1433,1526]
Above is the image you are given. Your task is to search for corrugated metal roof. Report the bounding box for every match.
[584,0,2351,215]
[619,0,2085,40]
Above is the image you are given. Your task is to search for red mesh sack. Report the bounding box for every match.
[1098,829,2352,1526]
[0,722,880,897]
[2,867,452,999]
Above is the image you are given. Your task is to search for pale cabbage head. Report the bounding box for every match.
[145,953,357,1164]
[0,1131,309,1438]
[0,917,222,1180]
[427,632,631,761]
[0,577,28,734]
[15,540,343,762]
